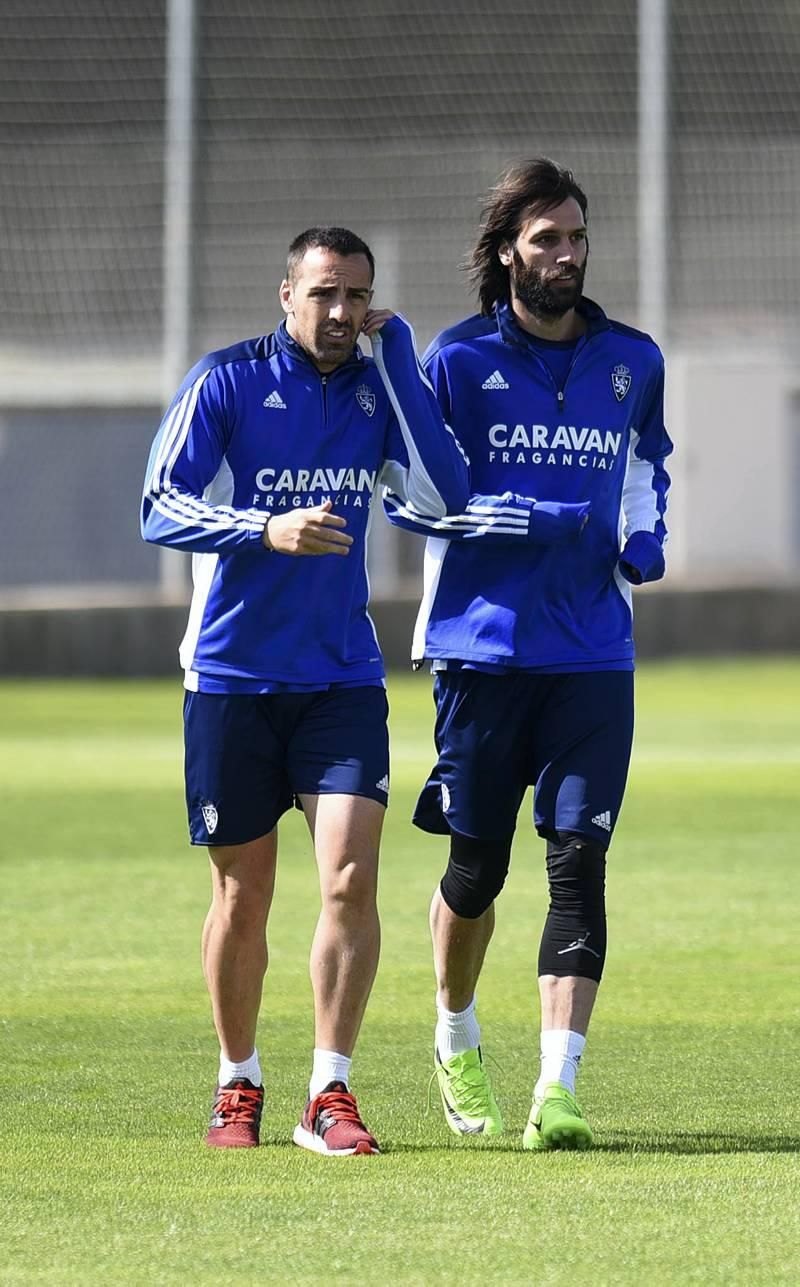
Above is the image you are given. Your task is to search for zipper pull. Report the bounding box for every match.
[557,389,565,411]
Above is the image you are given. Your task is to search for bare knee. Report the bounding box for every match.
[321,859,378,917]
[208,836,276,936]
[212,880,269,938]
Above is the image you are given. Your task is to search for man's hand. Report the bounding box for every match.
[262,500,352,556]
[360,308,395,337]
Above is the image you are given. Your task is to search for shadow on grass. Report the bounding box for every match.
[378,1131,800,1157]
[384,1141,521,1156]
[595,1130,800,1155]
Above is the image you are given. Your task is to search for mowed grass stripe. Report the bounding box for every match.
[1,659,799,1284]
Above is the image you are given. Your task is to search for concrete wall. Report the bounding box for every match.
[665,354,800,585]
[1,588,797,678]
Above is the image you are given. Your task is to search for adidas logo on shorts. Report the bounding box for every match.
[375,775,389,794]
[591,810,612,831]
[481,370,509,390]
[263,390,287,409]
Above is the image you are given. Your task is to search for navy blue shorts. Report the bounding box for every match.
[184,686,390,846]
[413,670,634,846]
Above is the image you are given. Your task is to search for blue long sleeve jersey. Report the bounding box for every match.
[383,299,673,671]
[141,315,469,691]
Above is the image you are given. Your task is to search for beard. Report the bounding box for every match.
[312,321,357,365]
[290,318,358,370]
[510,247,586,319]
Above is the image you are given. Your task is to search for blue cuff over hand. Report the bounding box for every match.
[618,530,665,584]
[528,500,591,545]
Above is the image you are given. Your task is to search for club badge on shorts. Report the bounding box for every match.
[201,802,219,836]
[611,363,632,402]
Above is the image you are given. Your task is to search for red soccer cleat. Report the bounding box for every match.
[205,1078,264,1148]
[292,1080,380,1155]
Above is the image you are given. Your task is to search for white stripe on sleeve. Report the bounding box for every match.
[150,371,211,494]
[622,429,660,537]
[151,490,265,535]
[371,327,448,518]
[386,494,530,538]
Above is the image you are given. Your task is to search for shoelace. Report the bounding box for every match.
[213,1085,262,1124]
[426,1051,503,1116]
[312,1089,364,1127]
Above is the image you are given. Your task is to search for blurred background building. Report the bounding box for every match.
[1,0,798,667]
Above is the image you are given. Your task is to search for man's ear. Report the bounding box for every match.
[498,243,514,268]
[279,279,293,315]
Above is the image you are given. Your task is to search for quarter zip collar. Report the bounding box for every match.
[495,296,610,351]
[494,297,610,414]
[274,320,366,376]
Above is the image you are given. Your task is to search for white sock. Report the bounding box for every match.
[435,994,481,1060]
[309,1049,352,1099]
[534,1029,585,1099]
[219,1049,262,1088]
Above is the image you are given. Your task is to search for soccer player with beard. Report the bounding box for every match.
[142,226,468,1155]
[384,159,673,1149]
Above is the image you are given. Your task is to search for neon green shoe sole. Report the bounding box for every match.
[523,1084,593,1151]
[434,1047,504,1137]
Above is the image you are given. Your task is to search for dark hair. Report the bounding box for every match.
[286,226,375,284]
[468,159,589,316]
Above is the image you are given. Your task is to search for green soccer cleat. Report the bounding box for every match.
[523,1084,593,1151]
[434,1047,504,1137]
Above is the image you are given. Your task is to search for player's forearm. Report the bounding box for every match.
[621,449,670,535]
[618,452,671,584]
[371,315,469,516]
[141,487,266,554]
[383,490,590,544]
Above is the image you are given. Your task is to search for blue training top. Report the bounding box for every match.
[141,314,469,691]
[383,298,673,672]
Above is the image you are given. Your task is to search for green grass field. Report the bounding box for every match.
[3,659,800,1284]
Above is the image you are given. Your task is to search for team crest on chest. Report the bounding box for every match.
[356,384,376,417]
[611,364,632,402]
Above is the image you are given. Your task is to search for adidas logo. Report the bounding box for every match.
[481,370,509,390]
[263,390,286,409]
[375,775,389,794]
[591,810,612,832]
